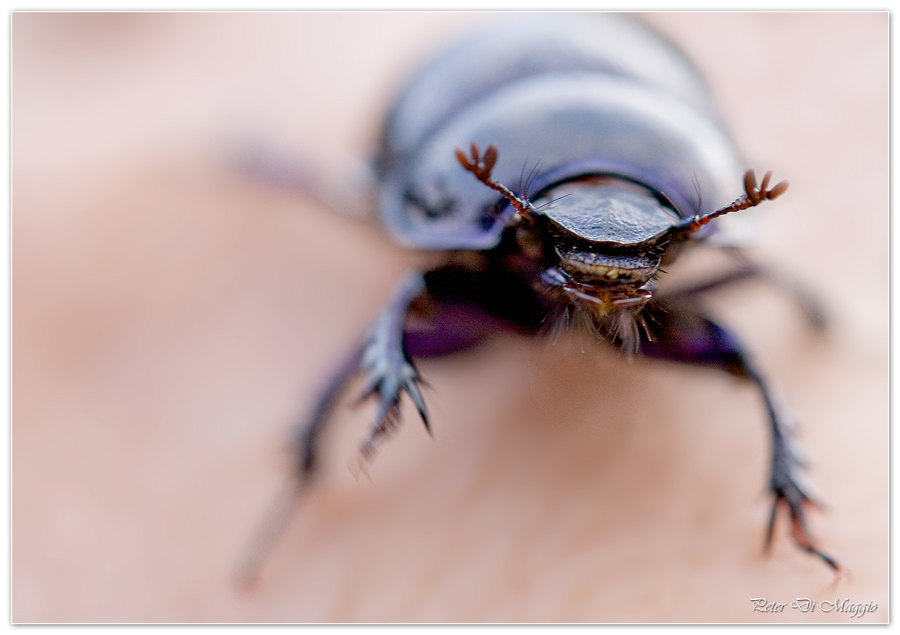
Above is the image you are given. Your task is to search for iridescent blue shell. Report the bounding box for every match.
[376,14,745,250]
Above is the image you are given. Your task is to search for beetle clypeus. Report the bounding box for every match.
[239,13,838,584]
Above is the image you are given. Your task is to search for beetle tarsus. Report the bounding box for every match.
[639,301,839,575]
[753,359,842,575]
[356,403,403,469]
[356,272,431,455]
[761,382,842,575]
[766,495,843,576]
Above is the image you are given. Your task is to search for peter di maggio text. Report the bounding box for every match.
[751,598,876,618]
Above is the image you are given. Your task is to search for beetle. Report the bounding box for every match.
[238,13,838,583]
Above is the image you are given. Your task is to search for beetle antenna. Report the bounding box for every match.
[672,169,788,235]
[455,143,537,221]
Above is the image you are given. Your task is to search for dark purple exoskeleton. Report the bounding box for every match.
[240,14,838,582]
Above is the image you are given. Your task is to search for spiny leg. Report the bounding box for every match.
[755,373,839,571]
[354,257,553,466]
[638,301,840,573]
[354,271,430,466]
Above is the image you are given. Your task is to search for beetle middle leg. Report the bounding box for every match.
[660,255,827,332]
[637,300,840,573]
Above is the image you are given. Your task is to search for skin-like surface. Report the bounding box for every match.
[12,12,887,623]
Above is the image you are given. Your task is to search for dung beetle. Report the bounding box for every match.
[239,13,838,583]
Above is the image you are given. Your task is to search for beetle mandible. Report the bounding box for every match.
[239,13,838,583]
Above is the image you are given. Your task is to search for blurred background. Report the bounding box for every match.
[12,12,887,622]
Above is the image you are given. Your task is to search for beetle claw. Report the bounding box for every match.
[766,468,842,575]
[404,376,431,434]
[358,340,430,456]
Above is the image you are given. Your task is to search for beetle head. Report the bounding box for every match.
[456,143,787,347]
[538,178,678,279]
[520,177,681,320]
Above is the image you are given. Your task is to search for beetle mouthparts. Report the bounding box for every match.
[541,266,654,319]
[560,250,658,283]
[561,283,653,319]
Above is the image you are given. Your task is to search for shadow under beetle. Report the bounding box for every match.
[239,13,839,583]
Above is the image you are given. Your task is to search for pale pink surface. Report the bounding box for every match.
[13,13,887,622]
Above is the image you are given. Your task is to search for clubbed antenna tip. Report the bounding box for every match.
[455,142,535,221]
[676,168,789,235]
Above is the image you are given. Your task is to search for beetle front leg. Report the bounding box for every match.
[638,302,840,573]
[355,271,430,463]
[277,270,431,489]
